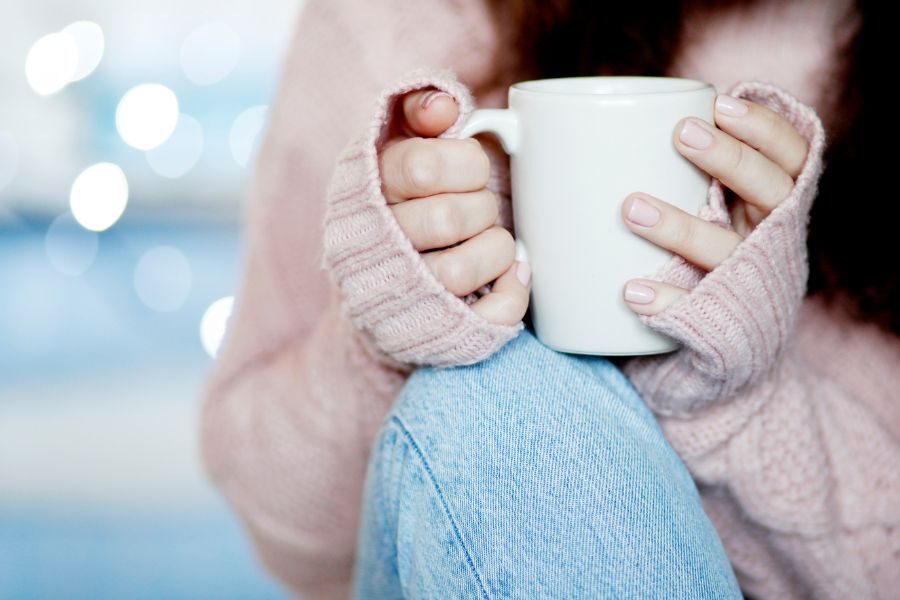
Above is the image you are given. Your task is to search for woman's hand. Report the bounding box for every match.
[621,94,810,315]
[378,88,531,326]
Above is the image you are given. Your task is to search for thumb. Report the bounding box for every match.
[398,88,460,138]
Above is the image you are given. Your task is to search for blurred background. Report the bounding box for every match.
[1,1,304,597]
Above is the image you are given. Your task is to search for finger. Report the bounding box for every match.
[470,260,531,326]
[380,137,490,203]
[422,225,516,297]
[622,192,743,271]
[399,89,460,138]
[674,117,795,214]
[390,188,499,251]
[623,279,689,316]
[713,94,809,179]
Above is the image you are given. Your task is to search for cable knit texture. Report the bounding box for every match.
[200,0,899,598]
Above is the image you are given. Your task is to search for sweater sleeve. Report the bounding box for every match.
[623,80,827,416]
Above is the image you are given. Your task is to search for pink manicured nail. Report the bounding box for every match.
[420,90,452,110]
[626,196,660,227]
[624,282,655,304]
[679,119,713,150]
[516,261,531,286]
[715,94,749,117]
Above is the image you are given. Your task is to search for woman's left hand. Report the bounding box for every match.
[620,93,810,315]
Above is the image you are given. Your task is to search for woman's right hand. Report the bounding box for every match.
[378,88,531,326]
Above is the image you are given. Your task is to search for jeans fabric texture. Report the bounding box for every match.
[352,328,742,599]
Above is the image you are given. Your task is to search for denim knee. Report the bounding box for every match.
[396,327,662,450]
[360,327,741,599]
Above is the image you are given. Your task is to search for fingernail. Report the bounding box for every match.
[624,282,655,304]
[625,196,660,227]
[420,90,453,110]
[516,261,531,286]
[679,119,713,150]
[715,94,749,117]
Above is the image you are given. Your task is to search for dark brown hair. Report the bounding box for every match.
[485,0,898,335]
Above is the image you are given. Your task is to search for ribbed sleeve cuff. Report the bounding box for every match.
[625,81,827,416]
[319,67,524,369]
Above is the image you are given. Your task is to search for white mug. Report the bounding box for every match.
[459,76,715,356]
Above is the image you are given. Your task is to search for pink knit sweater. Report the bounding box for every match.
[200,1,899,598]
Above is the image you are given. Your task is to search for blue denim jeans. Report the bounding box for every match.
[352,328,741,599]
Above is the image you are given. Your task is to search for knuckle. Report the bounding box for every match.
[728,140,748,174]
[401,140,442,193]
[424,200,459,247]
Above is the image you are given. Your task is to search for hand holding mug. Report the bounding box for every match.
[621,95,810,315]
[378,89,531,327]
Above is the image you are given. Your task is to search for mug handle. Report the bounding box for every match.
[458,109,520,155]
[457,109,528,263]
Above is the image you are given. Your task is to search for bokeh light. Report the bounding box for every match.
[3,2,307,596]
[200,296,234,358]
[69,162,129,232]
[44,212,99,277]
[133,246,192,312]
[145,114,204,179]
[25,32,78,96]
[62,21,105,82]
[229,105,268,168]
[179,22,241,86]
[0,131,18,192]
[116,84,179,151]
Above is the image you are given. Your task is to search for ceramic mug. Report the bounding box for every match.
[458,76,715,355]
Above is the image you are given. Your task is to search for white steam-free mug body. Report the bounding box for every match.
[459,76,715,355]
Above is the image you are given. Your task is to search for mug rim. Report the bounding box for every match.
[510,76,714,97]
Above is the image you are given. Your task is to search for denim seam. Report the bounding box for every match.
[389,414,491,600]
